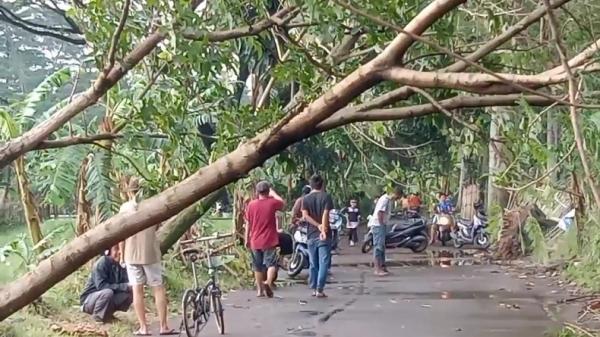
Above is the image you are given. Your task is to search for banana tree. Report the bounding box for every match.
[0,67,73,247]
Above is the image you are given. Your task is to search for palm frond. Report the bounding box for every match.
[87,151,116,221]
[0,109,20,139]
[31,146,87,207]
[18,67,73,120]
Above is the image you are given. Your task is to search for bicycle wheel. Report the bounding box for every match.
[211,290,225,335]
[182,289,200,337]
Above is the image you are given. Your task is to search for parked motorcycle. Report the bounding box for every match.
[361,213,428,253]
[452,203,491,249]
[287,226,310,277]
[433,213,454,246]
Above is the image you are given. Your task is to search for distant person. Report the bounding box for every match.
[80,245,132,323]
[120,177,176,336]
[291,185,311,230]
[430,192,455,244]
[368,186,404,276]
[302,174,334,298]
[407,192,422,213]
[342,199,361,246]
[244,181,285,298]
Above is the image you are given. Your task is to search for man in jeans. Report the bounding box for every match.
[244,181,285,298]
[80,245,132,322]
[302,174,334,298]
[369,186,404,276]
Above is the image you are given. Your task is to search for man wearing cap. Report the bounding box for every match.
[244,181,286,298]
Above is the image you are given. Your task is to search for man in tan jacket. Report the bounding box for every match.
[120,177,176,336]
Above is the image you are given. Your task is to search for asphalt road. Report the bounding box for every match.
[154,243,567,337]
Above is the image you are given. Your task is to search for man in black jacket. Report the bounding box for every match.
[80,245,132,322]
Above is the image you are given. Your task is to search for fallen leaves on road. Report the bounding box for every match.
[50,323,108,337]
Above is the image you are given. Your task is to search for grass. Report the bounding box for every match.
[0,216,251,337]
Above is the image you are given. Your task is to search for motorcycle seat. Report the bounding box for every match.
[457,218,471,225]
[390,219,423,232]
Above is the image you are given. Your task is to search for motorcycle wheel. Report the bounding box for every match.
[287,252,305,277]
[410,237,428,253]
[361,239,373,254]
[475,232,491,249]
[453,238,464,249]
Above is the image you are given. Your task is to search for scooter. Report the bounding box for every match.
[287,225,310,277]
[452,204,491,249]
[361,213,428,253]
[433,213,454,246]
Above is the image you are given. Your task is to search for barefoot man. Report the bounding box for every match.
[245,181,286,297]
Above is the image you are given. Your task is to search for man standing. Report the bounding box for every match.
[291,185,311,231]
[302,174,334,298]
[369,186,404,276]
[342,199,361,246]
[245,181,285,298]
[120,177,176,336]
[80,245,132,323]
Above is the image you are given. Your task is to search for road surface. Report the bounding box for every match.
[153,244,569,337]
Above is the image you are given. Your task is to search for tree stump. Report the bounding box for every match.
[495,205,532,260]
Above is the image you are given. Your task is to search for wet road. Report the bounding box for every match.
[161,244,566,337]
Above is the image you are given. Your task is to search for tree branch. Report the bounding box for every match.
[543,0,600,209]
[335,0,468,65]
[499,143,576,192]
[182,6,298,41]
[35,133,169,150]
[380,66,600,100]
[349,124,438,151]
[345,0,574,112]
[316,94,570,132]
[105,0,131,73]
[407,86,482,134]
[0,5,86,45]
[0,2,299,170]
[0,4,79,34]
[339,0,599,108]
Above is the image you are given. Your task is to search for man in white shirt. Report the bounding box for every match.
[368,186,404,276]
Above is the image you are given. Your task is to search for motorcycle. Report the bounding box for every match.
[361,213,428,254]
[433,213,454,246]
[287,225,310,277]
[452,204,491,249]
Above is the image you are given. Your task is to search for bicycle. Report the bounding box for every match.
[181,240,226,336]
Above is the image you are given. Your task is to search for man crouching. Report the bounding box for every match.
[80,245,132,322]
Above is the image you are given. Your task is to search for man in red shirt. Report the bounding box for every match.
[244,181,285,298]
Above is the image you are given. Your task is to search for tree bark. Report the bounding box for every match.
[487,109,510,211]
[157,190,223,254]
[13,157,44,247]
[75,155,92,236]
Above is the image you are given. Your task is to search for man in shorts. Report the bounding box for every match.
[120,176,175,336]
[245,181,285,298]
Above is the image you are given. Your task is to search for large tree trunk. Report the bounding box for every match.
[487,109,510,211]
[14,157,44,247]
[157,190,223,254]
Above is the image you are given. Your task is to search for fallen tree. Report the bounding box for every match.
[0,0,597,320]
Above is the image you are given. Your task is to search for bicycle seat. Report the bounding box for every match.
[181,247,201,262]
